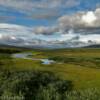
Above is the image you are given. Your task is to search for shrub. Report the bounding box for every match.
[0,71,73,100]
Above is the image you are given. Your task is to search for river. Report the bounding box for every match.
[12,53,55,65]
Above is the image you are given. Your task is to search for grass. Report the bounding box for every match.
[36,87,100,100]
[12,59,100,89]
[0,47,100,90]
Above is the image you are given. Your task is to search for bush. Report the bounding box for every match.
[0,71,73,100]
[65,88,100,100]
[0,69,100,100]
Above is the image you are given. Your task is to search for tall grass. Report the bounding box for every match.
[36,88,100,100]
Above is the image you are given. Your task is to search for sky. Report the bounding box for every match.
[0,0,100,48]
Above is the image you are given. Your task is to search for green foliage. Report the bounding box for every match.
[49,56,100,68]
[0,70,73,100]
[0,54,12,65]
[0,47,100,99]
[0,47,22,54]
[65,88,100,100]
[35,87,100,100]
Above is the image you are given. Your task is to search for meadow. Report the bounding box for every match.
[0,47,100,100]
[13,48,100,89]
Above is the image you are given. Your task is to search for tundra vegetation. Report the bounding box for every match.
[0,47,100,100]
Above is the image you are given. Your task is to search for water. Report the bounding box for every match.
[41,59,55,65]
[12,53,55,65]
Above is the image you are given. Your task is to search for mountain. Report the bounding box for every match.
[84,44,100,48]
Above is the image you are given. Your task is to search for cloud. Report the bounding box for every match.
[0,34,17,42]
[0,5,100,48]
[0,23,32,34]
[0,23,33,43]
[29,11,60,20]
[65,0,80,8]
[0,1,100,48]
[32,7,100,35]
[0,23,36,46]
[58,7,100,30]
[33,26,58,35]
[0,16,15,22]
[0,23,100,48]
[0,0,80,20]
[26,7,100,34]
[81,11,96,25]
[0,0,79,9]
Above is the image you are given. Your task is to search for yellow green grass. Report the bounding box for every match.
[9,48,100,90]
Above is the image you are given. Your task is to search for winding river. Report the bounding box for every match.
[12,53,55,65]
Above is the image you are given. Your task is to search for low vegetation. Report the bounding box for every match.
[0,70,72,100]
[49,56,100,68]
[0,47,100,99]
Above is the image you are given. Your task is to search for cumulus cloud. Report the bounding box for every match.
[32,7,100,35]
[0,34,16,40]
[81,11,96,25]
[0,1,100,48]
[0,6,100,48]
[0,23,100,48]
[0,23,32,35]
[58,8,100,30]
[31,7,100,47]
[0,23,33,44]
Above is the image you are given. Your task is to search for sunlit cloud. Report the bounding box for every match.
[0,0,100,48]
[58,7,100,29]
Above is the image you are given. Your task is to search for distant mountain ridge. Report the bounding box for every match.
[84,44,100,48]
[0,43,100,49]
